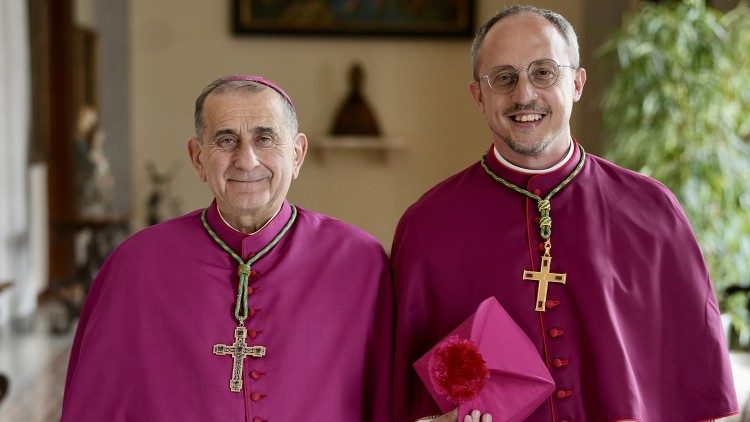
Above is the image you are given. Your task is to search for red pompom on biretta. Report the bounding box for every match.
[414,297,556,421]
[428,335,490,403]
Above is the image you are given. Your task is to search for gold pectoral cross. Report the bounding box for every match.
[213,326,266,392]
[523,241,566,312]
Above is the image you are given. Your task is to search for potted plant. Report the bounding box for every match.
[599,0,750,349]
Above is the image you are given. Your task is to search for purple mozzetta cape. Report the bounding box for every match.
[391,143,737,421]
[62,201,393,421]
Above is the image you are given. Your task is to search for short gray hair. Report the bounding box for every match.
[194,77,299,140]
[471,5,580,80]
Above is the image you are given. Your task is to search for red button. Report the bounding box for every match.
[248,329,261,339]
[556,390,573,399]
[533,188,542,196]
[249,308,257,316]
[538,242,546,252]
[545,299,560,309]
[549,328,565,338]
[552,358,569,368]
[250,392,265,401]
[250,269,258,278]
[247,286,253,295]
[253,418,264,422]
[250,370,264,379]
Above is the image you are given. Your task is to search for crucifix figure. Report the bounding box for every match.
[213,326,266,392]
[523,242,566,312]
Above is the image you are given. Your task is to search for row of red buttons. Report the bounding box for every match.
[248,271,267,422]
[549,324,573,400]
[542,293,574,418]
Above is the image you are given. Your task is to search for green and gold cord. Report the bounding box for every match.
[201,205,297,325]
[480,144,586,240]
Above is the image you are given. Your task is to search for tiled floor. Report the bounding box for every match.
[0,303,75,422]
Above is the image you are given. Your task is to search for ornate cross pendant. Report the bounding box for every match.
[213,326,266,392]
[522,242,566,312]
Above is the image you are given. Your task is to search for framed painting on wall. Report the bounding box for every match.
[232,0,475,37]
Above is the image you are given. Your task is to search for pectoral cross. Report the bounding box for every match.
[213,326,266,392]
[523,242,566,312]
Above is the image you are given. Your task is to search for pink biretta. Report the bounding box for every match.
[415,296,555,422]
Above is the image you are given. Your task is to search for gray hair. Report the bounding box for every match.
[194,77,299,140]
[471,5,580,80]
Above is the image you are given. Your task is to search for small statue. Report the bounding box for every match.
[331,63,381,136]
[145,161,182,226]
[74,107,114,218]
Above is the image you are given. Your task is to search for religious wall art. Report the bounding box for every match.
[232,0,475,37]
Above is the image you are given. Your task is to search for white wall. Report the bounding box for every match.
[129,0,585,249]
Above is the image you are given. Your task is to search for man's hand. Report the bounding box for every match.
[432,409,492,422]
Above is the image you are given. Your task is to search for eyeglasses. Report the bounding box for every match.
[479,59,577,94]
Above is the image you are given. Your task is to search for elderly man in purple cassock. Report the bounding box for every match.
[61,75,393,421]
[392,5,738,422]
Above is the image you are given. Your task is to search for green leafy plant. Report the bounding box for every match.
[600,0,750,348]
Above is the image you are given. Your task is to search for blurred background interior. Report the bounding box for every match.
[0,0,748,420]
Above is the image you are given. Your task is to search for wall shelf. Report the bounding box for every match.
[312,136,402,151]
[310,136,403,163]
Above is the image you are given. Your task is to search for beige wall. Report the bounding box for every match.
[130,0,588,250]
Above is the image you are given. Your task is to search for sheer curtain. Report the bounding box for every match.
[0,0,36,326]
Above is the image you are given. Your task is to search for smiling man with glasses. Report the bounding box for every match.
[468,7,586,170]
[392,5,737,422]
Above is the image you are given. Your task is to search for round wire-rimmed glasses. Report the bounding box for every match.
[479,59,577,94]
